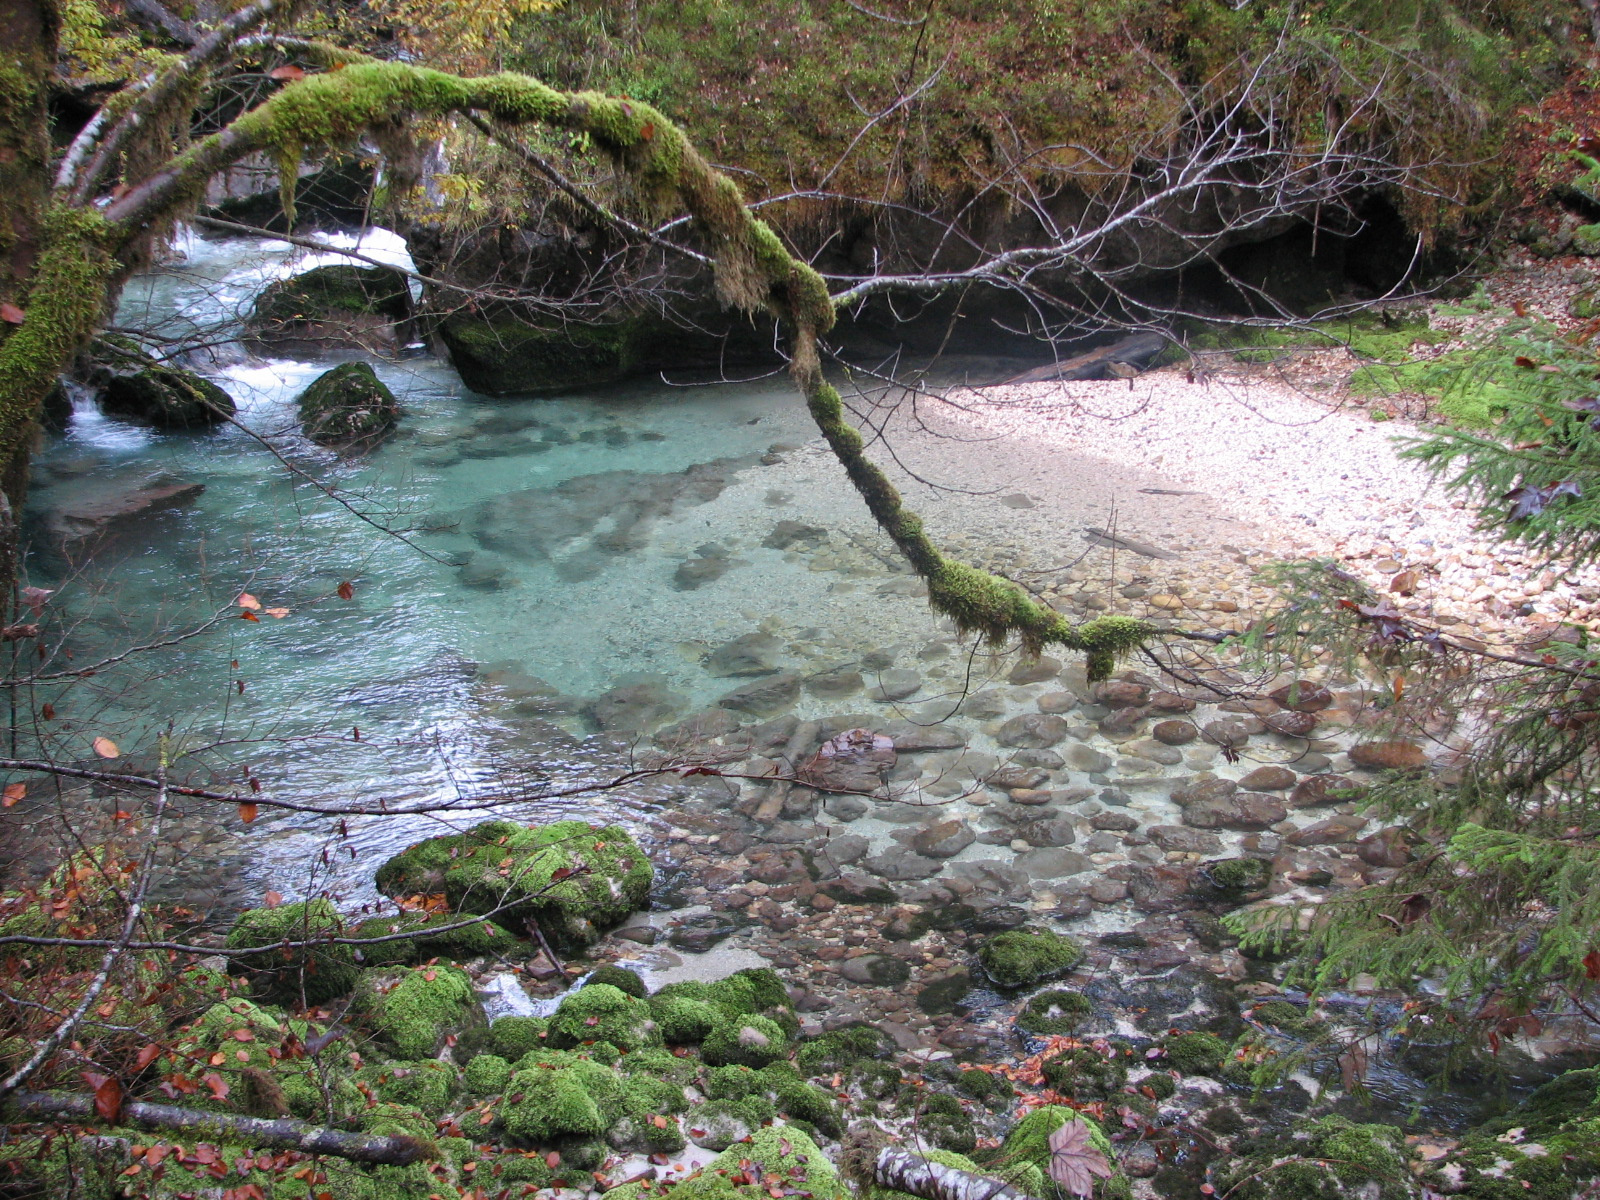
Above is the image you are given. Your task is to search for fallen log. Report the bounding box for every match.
[874,1148,1043,1200]
[1001,332,1169,384]
[10,1092,432,1165]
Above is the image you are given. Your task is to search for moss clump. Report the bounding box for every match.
[225,898,359,1006]
[795,1024,892,1074]
[1161,1031,1228,1075]
[1017,989,1092,1035]
[490,1015,549,1059]
[174,999,351,1120]
[1040,1044,1129,1101]
[991,1106,1129,1200]
[1420,1069,1600,1200]
[619,1045,699,1085]
[586,964,648,997]
[605,1125,847,1200]
[359,964,475,1060]
[957,1067,1013,1106]
[1205,857,1272,893]
[1220,1115,1421,1200]
[1250,999,1312,1033]
[977,929,1084,989]
[775,1079,844,1137]
[350,910,520,966]
[1139,1071,1177,1100]
[464,1052,512,1094]
[651,991,719,1043]
[374,818,652,951]
[702,1013,790,1068]
[503,1057,625,1143]
[295,361,398,447]
[547,983,661,1052]
[366,1058,457,1112]
[913,1092,976,1154]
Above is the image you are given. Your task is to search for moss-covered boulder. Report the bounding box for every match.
[1017,989,1092,1035]
[101,361,236,429]
[1218,1115,1421,1200]
[1161,1030,1228,1075]
[295,361,398,447]
[249,264,412,354]
[1422,1069,1600,1200]
[373,819,652,950]
[1041,1043,1130,1100]
[547,983,662,1052]
[502,1056,625,1143]
[604,1125,848,1200]
[464,1052,513,1094]
[989,1106,1129,1200]
[795,1024,894,1074]
[348,909,520,967]
[702,1012,791,1068]
[356,963,475,1060]
[976,929,1084,989]
[439,313,636,395]
[490,1014,550,1059]
[173,998,364,1120]
[585,964,648,997]
[651,989,720,1044]
[225,898,359,1006]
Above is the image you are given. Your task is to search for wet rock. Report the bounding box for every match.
[718,673,802,717]
[1171,776,1238,806]
[1148,691,1197,713]
[1003,789,1051,806]
[1065,745,1112,773]
[1009,656,1063,685]
[1238,765,1297,791]
[1268,681,1334,712]
[877,720,966,751]
[669,912,748,951]
[1128,864,1201,913]
[867,669,923,701]
[864,848,945,880]
[988,765,1050,791]
[704,633,783,677]
[970,902,1030,931]
[912,819,976,858]
[1289,774,1367,808]
[585,675,687,732]
[1014,815,1077,848]
[1093,680,1149,708]
[816,833,870,866]
[47,476,206,546]
[1123,738,1183,765]
[1014,847,1092,880]
[296,362,398,447]
[1284,815,1369,846]
[1263,710,1320,737]
[1091,811,1139,831]
[654,708,744,748]
[916,971,972,1015]
[1202,719,1253,748]
[1152,720,1198,745]
[818,875,898,904]
[839,954,912,986]
[997,713,1070,749]
[823,794,870,821]
[763,520,829,549]
[249,264,411,354]
[802,727,896,793]
[1357,826,1424,867]
[1183,793,1287,831]
[1349,741,1429,769]
[674,551,729,590]
[1099,707,1149,736]
[1147,825,1223,854]
[806,667,864,698]
[458,555,512,591]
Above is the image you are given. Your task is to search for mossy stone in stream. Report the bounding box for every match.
[795,1024,893,1074]
[1421,1069,1600,1200]
[547,983,661,1052]
[650,991,719,1043]
[253,265,411,327]
[225,898,359,1005]
[1017,988,1092,1035]
[348,909,520,966]
[976,928,1084,989]
[992,1106,1129,1200]
[1040,1043,1129,1100]
[490,1014,549,1059]
[1204,856,1272,894]
[373,819,652,951]
[585,964,648,997]
[101,361,236,428]
[701,1012,790,1068]
[602,1125,847,1200]
[911,1092,977,1154]
[440,314,637,395]
[916,970,972,1016]
[1218,1115,1421,1200]
[355,963,475,1060]
[1161,1030,1228,1075]
[296,361,398,446]
[502,1057,625,1142]
[464,1053,512,1094]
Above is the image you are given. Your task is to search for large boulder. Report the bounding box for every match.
[374,819,652,950]
[100,358,236,429]
[439,313,636,395]
[296,362,398,446]
[249,264,412,354]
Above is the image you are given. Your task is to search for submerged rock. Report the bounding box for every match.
[976,928,1084,988]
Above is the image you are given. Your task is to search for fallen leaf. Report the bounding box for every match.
[337,581,354,600]
[92,736,120,759]
[268,64,306,81]
[264,607,290,619]
[1047,1118,1114,1197]
[237,593,261,611]
[0,302,24,325]
[263,890,283,909]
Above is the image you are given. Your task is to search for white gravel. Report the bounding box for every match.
[937,366,1600,637]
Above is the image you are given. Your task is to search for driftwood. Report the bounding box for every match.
[10,1092,431,1165]
[1002,332,1169,384]
[874,1148,1043,1200]
[1081,526,1180,560]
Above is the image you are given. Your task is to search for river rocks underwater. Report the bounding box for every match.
[10,228,1600,1199]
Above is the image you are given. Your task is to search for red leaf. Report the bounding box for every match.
[83,1072,123,1122]
[268,64,306,81]
[0,302,24,325]
[337,581,354,600]
[1515,356,1538,369]
[1585,949,1600,981]
[263,890,283,909]
[2,783,23,807]
[202,1072,230,1102]
[238,802,258,824]
[40,703,53,720]
[240,611,259,622]
[545,1152,562,1170]
[135,1043,163,1071]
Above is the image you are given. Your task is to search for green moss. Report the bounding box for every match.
[1161,1031,1228,1075]
[957,1067,1012,1106]
[295,361,398,447]
[101,360,236,429]
[464,1052,513,1094]
[174,999,352,1120]
[225,898,359,1006]
[490,1015,550,1059]
[374,819,652,951]
[911,1092,976,1154]
[1139,1071,1177,1100]
[702,1013,790,1068]
[1040,1044,1129,1101]
[439,313,637,396]
[705,1063,766,1099]
[619,1045,699,1084]
[360,963,475,1060]
[366,1058,457,1113]
[795,1024,892,1074]
[548,982,661,1051]
[350,910,520,966]
[651,992,719,1043]
[774,1079,843,1137]
[502,1057,624,1142]
[1017,989,1092,1035]
[1206,857,1272,893]
[976,929,1084,989]
[1220,1115,1420,1200]
[702,967,792,1017]
[605,1125,847,1200]
[993,1106,1128,1200]
[253,263,411,326]
[586,964,648,997]
[1249,999,1312,1033]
